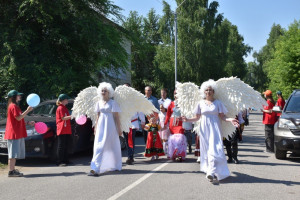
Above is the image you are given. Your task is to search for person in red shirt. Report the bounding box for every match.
[5,90,34,177]
[163,90,187,161]
[276,90,285,119]
[56,94,72,166]
[261,90,277,153]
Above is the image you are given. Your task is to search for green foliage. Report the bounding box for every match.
[124,0,250,97]
[0,0,128,99]
[266,20,300,98]
[248,24,285,91]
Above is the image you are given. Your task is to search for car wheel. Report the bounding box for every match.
[119,136,126,150]
[275,145,286,160]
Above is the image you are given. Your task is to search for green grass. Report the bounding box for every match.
[0,162,7,169]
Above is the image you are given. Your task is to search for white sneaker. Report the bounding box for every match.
[196,157,200,163]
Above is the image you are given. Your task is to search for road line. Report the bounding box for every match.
[107,161,170,200]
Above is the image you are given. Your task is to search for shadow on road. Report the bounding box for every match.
[221,172,300,186]
[24,172,86,178]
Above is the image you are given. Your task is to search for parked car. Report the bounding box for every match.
[273,89,300,159]
[0,99,126,160]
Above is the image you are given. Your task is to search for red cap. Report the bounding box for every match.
[263,90,272,96]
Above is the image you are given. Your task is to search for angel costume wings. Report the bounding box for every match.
[175,77,267,139]
[71,85,159,132]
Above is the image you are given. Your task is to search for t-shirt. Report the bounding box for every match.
[276,98,285,117]
[56,104,72,135]
[4,103,27,140]
[263,100,277,125]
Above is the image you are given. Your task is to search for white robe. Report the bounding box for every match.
[194,100,230,180]
[90,99,122,173]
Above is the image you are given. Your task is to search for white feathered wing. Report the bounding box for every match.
[71,86,100,127]
[114,85,159,132]
[214,77,267,138]
[175,82,202,134]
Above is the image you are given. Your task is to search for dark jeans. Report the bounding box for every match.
[123,129,136,159]
[184,130,193,147]
[265,124,274,152]
[57,134,71,164]
[143,130,148,144]
[224,130,239,160]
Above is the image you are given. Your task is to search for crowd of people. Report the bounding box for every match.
[4,81,285,183]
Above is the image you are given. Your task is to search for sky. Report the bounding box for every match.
[112,0,300,62]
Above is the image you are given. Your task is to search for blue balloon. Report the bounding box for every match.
[26,93,40,107]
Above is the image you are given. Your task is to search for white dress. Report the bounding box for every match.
[90,99,122,173]
[194,100,230,180]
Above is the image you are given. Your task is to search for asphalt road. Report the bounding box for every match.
[0,112,300,200]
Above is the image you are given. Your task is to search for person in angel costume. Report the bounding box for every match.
[144,117,165,160]
[71,82,158,176]
[177,77,266,183]
[89,82,122,176]
[164,90,187,162]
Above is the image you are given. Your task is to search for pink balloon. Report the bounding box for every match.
[76,115,87,125]
[35,122,48,134]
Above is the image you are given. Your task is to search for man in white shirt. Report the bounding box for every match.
[158,88,171,106]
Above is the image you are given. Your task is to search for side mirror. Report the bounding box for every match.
[272,106,282,113]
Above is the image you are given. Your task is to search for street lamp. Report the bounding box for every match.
[174,0,188,85]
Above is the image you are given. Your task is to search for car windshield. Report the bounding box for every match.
[30,103,73,116]
[285,95,300,113]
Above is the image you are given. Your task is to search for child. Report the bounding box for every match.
[158,104,170,155]
[56,94,72,166]
[5,90,34,177]
[144,117,165,160]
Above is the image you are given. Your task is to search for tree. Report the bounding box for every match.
[0,0,128,99]
[266,20,300,98]
[123,9,161,94]
[249,24,285,91]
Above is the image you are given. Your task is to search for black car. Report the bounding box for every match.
[273,89,300,159]
[0,100,94,160]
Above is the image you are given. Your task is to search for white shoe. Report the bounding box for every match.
[196,157,200,163]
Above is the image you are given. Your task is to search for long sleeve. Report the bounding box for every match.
[164,102,173,126]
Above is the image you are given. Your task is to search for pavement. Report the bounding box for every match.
[0,112,299,200]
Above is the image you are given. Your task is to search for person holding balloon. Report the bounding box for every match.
[56,94,72,166]
[5,90,35,177]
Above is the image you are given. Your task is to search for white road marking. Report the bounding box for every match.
[107,161,170,200]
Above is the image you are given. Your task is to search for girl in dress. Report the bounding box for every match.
[183,80,238,182]
[144,117,165,160]
[89,82,123,176]
[164,90,187,162]
[158,103,171,155]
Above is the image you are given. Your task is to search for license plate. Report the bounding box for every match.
[0,142,7,148]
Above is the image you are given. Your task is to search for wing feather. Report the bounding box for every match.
[114,86,159,132]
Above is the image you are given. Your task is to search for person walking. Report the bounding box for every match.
[183,80,238,182]
[143,86,159,143]
[89,82,122,176]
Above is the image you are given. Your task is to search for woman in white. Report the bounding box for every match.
[89,82,122,176]
[183,80,238,182]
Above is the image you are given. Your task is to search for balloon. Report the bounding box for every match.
[27,93,40,107]
[35,122,48,134]
[76,115,87,125]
